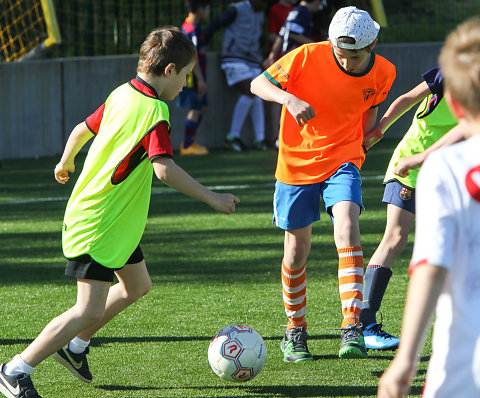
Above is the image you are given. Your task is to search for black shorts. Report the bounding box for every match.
[65,245,144,282]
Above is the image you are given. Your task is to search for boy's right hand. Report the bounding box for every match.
[284,95,315,127]
[209,193,240,214]
[54,161,75,184]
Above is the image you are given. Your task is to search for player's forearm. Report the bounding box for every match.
[153,158,215,205]
[395,264,447,363]
[60,122,94,164]
[379,82,430,135]
[193,64,205,84]
[363,108,378,135]
[289,33,312,45]
[268,36,282,60]
[250,74,290,105]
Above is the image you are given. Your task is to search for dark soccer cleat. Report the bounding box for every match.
[52,345,93,383]
[225,137,246,152]
[0,364,42,398]
[280,327,314,363]
[338,324,368,358]
[363,322,400,350]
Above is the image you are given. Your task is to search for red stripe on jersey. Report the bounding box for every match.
[111,122,172,185]
[85,103,105,134]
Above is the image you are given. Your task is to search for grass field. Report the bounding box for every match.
[0,139,430,398]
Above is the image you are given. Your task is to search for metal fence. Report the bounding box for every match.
[43,0,480,58]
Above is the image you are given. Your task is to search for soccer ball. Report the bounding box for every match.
[208,325,267,382]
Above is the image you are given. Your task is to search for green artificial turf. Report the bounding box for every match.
[0,139,429,397]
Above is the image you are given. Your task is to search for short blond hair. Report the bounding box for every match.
[439,17,480,114]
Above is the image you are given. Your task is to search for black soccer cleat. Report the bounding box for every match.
[52,345,93,383]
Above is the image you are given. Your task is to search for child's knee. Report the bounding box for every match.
[126,277,152,302]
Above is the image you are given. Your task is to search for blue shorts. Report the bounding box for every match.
[177,88,208,111]
[273,163,363,230]
[382,180,416,214]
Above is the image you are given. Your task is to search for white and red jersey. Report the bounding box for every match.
[411,135,480,397]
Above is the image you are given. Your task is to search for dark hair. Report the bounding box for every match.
[336,36,374,52]
[185,0,211,13]
[137,26,197,76]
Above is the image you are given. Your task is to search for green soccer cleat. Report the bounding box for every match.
[338,324,368,359]
[280,327,314,363]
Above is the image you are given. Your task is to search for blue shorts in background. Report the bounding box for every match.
[273,163,363,230]
[177,88,208,111]
[382,180,416,214]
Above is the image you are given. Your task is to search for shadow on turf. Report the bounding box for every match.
[96,384,424,397]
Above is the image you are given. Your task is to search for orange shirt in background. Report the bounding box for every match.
[264,41,396,185]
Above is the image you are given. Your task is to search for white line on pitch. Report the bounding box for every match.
[0,175,384,206]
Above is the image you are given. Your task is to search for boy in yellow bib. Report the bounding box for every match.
[0,26,239,398]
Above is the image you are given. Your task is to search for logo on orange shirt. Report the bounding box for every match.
[363,88,376,102]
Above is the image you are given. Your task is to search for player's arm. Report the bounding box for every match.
[288,33,313,46]
[203,6,237,44]
[54,121,94,184]
[264,36,283,68]
[362,107,378,139]
[394,121,466,177]
[192,63,207,98]
[250,73,315,126]
[377,264,447,398]
[152,157,239,214]
[364,81,431,150]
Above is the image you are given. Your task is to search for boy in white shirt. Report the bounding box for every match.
[377,17,480,398]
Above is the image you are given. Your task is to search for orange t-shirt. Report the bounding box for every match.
[264,41,396,185]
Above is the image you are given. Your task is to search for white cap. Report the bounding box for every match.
[328,6,380,50]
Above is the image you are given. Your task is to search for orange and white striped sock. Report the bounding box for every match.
[281,260,307,330]
[337,246,364,328]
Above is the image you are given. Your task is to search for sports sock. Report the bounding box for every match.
[68,336,90,354]
[250,96,265,142]
[4,355,35,376]
[281,260,307,330]
[184,119,197,147]
[337,246,364,328]
[360,265,393,327]
[228,95,254,139]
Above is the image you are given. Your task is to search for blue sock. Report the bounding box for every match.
[360,265,392,327]
[184,119,197,147]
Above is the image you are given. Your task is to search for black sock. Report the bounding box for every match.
[360,265,392,328]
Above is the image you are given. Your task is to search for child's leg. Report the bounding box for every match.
[228,94,254,139]
[282,225,312,330]
[361,204,414,327]
[76,260,151,342]
[184,109,201,146]
[250,95,265,144]
[281,225,314,363]
[17,279,111,369]
[331,201,363,328]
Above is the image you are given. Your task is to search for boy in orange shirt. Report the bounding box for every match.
[251,6,395,361]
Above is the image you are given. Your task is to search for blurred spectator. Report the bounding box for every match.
[264,0,297,148]
[205,0,269,152]
[177,0,211,155]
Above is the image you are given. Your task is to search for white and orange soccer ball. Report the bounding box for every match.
[208,325,267,382]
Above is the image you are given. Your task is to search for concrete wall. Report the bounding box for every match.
[0,42,443,160]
